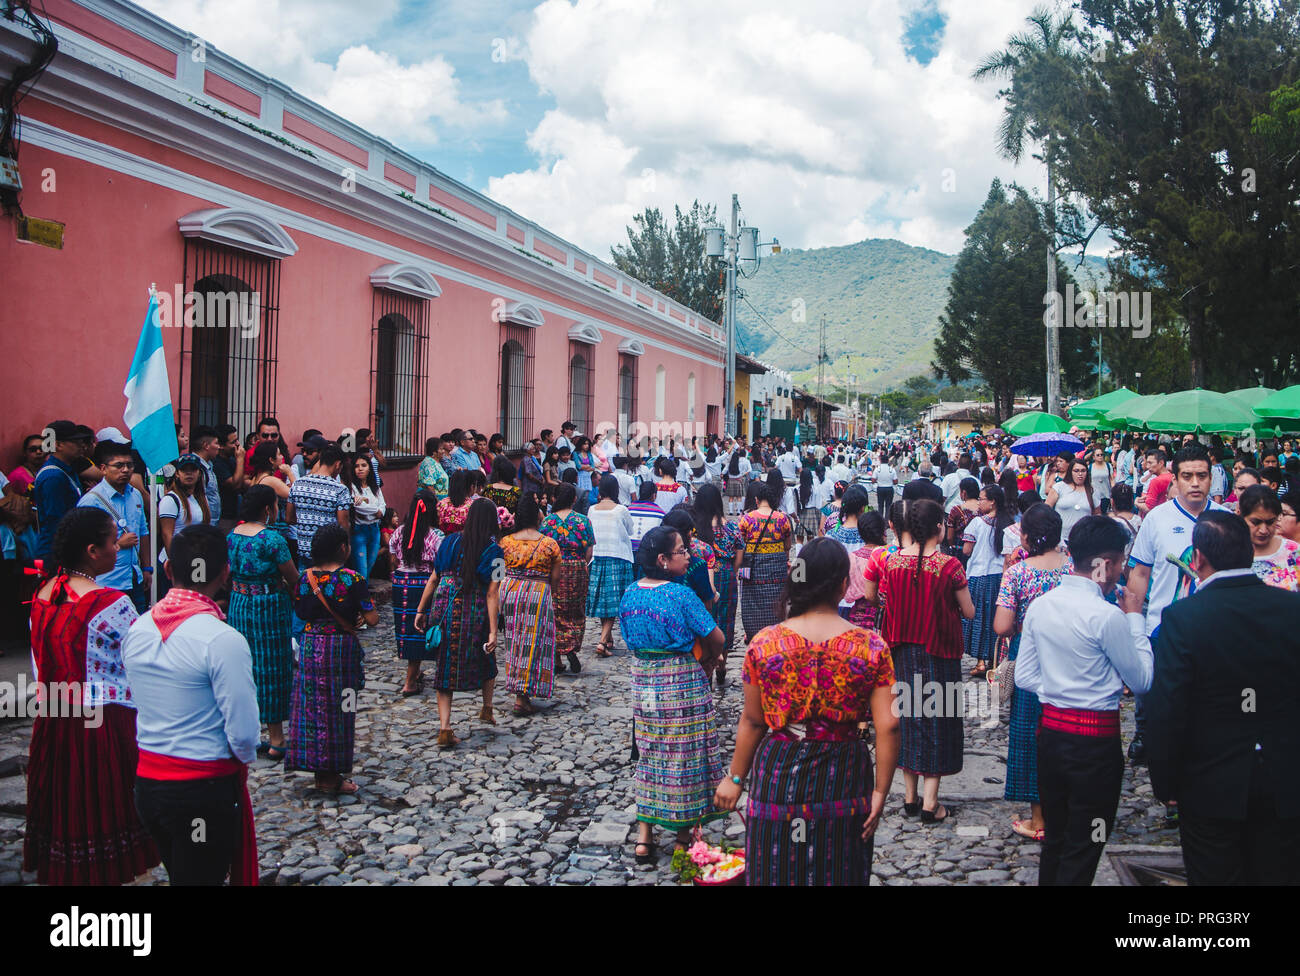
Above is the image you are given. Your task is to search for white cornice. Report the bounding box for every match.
[18,115,724,367]
[618,339,646,357]
[0,11,726,360]
[177,207,298,259]
[369,263,442,300]
[567,323,603,344]
[499,301,544,329]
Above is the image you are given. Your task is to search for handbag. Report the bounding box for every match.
[737,511,776,581]
[306,570,358,634]
[990,635,1014,706]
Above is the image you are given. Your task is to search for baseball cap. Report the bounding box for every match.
[301,434,331,451]
[96,426,131,445]
[297,429,324,447]
[175,452,203,469]
[45,419,80,442]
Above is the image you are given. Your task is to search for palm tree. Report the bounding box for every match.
[973,5,1084,417]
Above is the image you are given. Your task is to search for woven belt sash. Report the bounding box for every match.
[1040,703,1120,738]
[231,579,280,596]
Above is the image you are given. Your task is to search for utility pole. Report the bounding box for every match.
[1045,146,1061,417]
[722,194,739,438]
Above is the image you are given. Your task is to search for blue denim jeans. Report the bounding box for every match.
[350,521,381,579]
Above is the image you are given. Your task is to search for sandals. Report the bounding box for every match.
[921,804,956,825]
[1012,819,1044,841]
[594,642,614,658]
[400,672,426,697]
[318,778,358,796]
[634,841,657,864]
[266,745,287,762]
[902,798,922,818]
[512,701,537,717]
[436,729,459,749]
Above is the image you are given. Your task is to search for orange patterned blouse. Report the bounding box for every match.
[499,533,561,576]
[743,624,896,731]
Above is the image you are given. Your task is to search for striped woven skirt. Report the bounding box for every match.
[741,551,787,643]
[800,506,823,538]
[391,569,433,662]
[712,562,738,651]
[893,642,964,776]
[501,570,557,699]
[630,651,727,830]
[286,626,364,775]
[1004,634,1041,803]
[745,736,875,886]
[23,706,159,884]
[552,558,589,658]
[963,573,1002,665]
[587,555,634,618]
[228,580,293,724]
[428,576,497,692]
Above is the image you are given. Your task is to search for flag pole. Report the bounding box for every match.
[147,283,159,607]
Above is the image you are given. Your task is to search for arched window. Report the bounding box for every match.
[687,372,696,423]
[373,311,419,453]
[618,355,637,432]
[186,268,269,432]
[499,328,534,450]
[569,342,593,431]
[654,364,666,421]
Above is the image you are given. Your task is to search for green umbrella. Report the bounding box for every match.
[1002,411,1072,436]
[1142,389,1257,435]
[1101,393,1166,430]
[1225,386,1276,408]
[1254,384,1300,420]
[1068,387,1139,421]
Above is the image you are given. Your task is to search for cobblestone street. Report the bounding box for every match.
[0,580,1179,887]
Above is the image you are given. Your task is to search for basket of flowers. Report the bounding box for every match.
[671,833,746,886]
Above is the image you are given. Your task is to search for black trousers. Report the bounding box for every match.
[1037,728,1123,885]
[1179,756,1300,884]
[876,487,894,513]
[135,774,239,886]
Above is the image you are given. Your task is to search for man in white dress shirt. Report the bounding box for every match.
[1015,516,1152,885]
[125,523,260,885]
[776,446,801,484]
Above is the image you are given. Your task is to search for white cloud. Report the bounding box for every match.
[137,0,503,145]
[490,0,1058,255]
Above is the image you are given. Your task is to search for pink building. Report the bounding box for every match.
[0,0,725,504]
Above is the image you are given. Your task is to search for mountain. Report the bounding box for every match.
[732,238,1109,393]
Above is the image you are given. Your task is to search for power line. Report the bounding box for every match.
[738,293,819,361]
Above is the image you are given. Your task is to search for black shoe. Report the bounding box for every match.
[902,799,922,817]
[567,652,581,674]
[920,804,956,825]
[1127,737,1146,763]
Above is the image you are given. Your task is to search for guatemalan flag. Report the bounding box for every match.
[123,291,179,472]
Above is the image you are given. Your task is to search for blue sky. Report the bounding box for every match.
[138,0,1071,258]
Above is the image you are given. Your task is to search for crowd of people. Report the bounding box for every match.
[8,412,1300,886]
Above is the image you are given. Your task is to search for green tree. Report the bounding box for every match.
[611,201,724,323]
[932,180,1089,422]
[1057,0,1300,388]
[974,5,1086,416]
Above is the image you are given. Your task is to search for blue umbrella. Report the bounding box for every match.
[1009,432,1086,457]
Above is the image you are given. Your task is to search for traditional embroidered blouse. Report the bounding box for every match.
[540,511,595,561]
[877,550,968,659]
[738,509,792,555]
[744,624,895,730]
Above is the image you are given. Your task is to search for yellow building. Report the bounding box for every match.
[734,354,767,440]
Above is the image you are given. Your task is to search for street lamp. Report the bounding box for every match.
[706,195,778,439]
[1134,371,1142,394]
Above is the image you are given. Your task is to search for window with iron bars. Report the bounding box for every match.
[568,340,594,433]
[498,323,536,450]
[179,239,281,437]
[618,353,638,438]
[370,289,430,456]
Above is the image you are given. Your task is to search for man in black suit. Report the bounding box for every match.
[1145,510,1300,884]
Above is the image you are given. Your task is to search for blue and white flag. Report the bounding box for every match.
[123,292,178,472]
